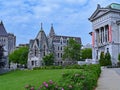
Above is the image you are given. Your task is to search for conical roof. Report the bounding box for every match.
[0,21,8,36]
[49,24,55,37]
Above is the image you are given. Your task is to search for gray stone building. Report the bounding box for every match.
[89,3,120,65]
[28,24,81,69]
[0,21,16,68]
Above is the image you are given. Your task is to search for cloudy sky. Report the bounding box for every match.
[0,0,120,46]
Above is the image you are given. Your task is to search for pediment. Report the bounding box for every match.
[89,8,109,21]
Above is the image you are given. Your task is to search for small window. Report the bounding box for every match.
[32,61,34,66]
[58,46,59,50]
[61,53,62,58]
[61,41,62,44]
[61,47,62,50]
[35,61,37,66]
[107,48,109,53]
[58,53,59,58]
[43,51,45,56]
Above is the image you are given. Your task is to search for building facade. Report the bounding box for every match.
[0,21,16,68]
[28,24,81,69]
[89,3,120,65]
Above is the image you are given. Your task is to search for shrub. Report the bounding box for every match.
[99,52,112,66]
[99,52,105,66]
[104,52,112,66]
[60,64,101,90]
[118,53,120,62]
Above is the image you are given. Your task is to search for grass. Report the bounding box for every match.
[0,69,64,90]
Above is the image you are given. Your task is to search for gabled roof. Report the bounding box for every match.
[0,21,8,36]
[89,3,120,22]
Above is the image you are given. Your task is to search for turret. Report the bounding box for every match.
[49,24,55,37]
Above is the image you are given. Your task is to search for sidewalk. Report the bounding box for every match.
[96,68,120,90]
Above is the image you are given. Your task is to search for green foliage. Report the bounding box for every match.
[104,52,112,66]
[43,53,54,66]
[9,46,29,65]
[99,52,112,66]
[60,64,101,90]
[118,53,120,62]
[81,48,92,59]
[33,65,63,70]
[62,38,81,61]
[99,52,105,66]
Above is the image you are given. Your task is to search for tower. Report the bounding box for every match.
[28,23,49,69]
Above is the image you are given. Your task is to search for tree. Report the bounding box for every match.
[81,48,92,60]
[0,45,5,68]
[117,53,120,66]
[99,52,112,66]
[104,52,112,66]
[9,46,29,65]
[62,38,81,61]
[43,53,54,66]
[99,52,105,66]
[118,53,120,62]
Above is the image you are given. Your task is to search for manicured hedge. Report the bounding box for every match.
[25,64,101,90]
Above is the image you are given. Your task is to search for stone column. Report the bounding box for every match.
[104,26,106,43]
[99,28,101,44]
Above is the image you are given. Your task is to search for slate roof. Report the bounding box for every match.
[0,21,8,36]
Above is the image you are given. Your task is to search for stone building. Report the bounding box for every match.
[89,3,120,65]
[28,24,81,69]
[0,21,16,68]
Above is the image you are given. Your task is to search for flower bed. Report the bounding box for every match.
[25,64,101,90]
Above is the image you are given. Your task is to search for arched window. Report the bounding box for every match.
[58,53,59,58]
[61,46,62,50]
[34,46,37,56]
[43,45,46,56]
[61,53,62,58]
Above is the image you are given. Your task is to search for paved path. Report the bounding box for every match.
[96,68,120,90]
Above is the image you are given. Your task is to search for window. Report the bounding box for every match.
[31,61,34,66]
[35,61,37,66]
[61,46,62,50]
[35,48,37,56]
[107,48,109,53]
[96,50,98,59]
[43,45,46,56]
[58,46,59,50]
[61,41,62,44]
[61,53,62,58]
[43,51,45,56]
[58,53,59,58]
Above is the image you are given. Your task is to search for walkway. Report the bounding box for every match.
[96,68,120,90]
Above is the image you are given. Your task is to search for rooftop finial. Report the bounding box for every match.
[41,23,43,30]
[0,20,3,24]
[51,23,53,27]
[97,4,101,9]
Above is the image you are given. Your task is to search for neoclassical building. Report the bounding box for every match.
[28,24,81,69]
[89,3,120,65]
[0,21,16,68]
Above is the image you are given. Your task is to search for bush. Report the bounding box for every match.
[104,52,112,66]
[99,52,105,66]
[99,52,112,66]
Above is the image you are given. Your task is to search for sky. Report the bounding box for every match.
[0,0,120,46]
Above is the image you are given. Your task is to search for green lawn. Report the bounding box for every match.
[0,69,64,90]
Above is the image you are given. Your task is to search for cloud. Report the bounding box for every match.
[0,0,120,45]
